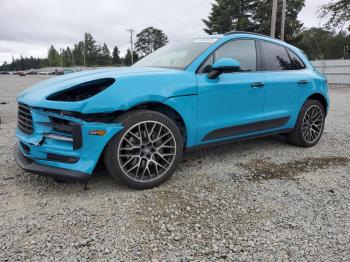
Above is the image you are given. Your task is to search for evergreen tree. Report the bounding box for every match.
[101,43,112,65]
[84,33,99,65]
[250,0,304,42]
[47,45,60,66]
[202,0,305,42]
[72,41,85,66]
[135,27,168,57]
[203,0,254,34]
[124,49,139,66]
[112,46,122,65]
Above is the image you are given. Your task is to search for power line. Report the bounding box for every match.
[127,29,135,64]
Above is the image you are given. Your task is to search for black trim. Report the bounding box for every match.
[14,143,89,182]
[187,128,293,152]
[72,124,82,150]
[224,31,280,41]
[256,40,263,71]
[47,153,79,164]
[203,117,290,141]
[286,48,306,70]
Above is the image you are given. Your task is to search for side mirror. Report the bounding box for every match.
[208,58,241,79]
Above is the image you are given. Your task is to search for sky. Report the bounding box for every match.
[0,0,330,65]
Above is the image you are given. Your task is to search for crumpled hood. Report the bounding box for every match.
[17,66,198,114]
[18,67,172,101]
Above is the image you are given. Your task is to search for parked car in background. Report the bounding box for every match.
[26,70,38,75]
[0,70,9,75]
[16,71,26,76]
[38,71,51,75]
[63,68,74,74]
[14,32,329,189]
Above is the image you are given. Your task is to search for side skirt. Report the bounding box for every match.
[202,117,290,141]
[186,128,293,152]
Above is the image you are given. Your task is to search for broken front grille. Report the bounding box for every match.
[17,103,33,135]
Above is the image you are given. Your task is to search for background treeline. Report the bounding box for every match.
[0,27,168,71]
[203,0,350,60]
[1,0,349,71]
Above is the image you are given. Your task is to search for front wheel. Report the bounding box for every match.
[286,99,325,147]
[104,110,183,189]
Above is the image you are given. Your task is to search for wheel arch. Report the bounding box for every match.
[306,93,328,114]
[125,102,187,145]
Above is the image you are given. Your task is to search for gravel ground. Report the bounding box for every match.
[0,75,349,261]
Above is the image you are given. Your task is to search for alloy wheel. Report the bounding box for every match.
[117,121,177,182]
[302,105,324,143]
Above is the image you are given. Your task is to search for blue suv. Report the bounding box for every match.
[15,32,329,189]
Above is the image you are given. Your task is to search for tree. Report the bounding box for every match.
[124,49,139,66]
[250,0,305,42]
[48,45,60,66]
[135,27,168,57]
[203,0,254,34]
[202,0,305,42]
[295,28,350,60]
[84,33,99,65]
[319,0,350,31]
[112,46,122,65]
[100,43,112,65]
[72,41,85,66]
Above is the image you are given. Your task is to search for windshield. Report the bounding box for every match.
[132,38,220,70]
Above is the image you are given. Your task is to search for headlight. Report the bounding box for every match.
[47,78,115,102]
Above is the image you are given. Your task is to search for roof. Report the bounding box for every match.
[224,31,282,42]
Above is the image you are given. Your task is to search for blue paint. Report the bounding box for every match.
[16,33,329,176]
[212,58,241,70]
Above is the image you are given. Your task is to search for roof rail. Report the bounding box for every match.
[224,31,281,41]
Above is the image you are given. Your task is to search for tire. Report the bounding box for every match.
[286,99,325,147]
[104,110,183,189]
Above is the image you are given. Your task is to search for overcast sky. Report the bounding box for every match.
[0,0,329,65]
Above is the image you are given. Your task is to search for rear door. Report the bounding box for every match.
[259,40,311,126]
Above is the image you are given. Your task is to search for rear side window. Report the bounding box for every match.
[287,50,306,70]
[260,41,294,71]
[199,39,257,73]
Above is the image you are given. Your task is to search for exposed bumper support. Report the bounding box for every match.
[14,143,90,182]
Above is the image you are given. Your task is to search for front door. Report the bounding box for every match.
[196,39,266,143]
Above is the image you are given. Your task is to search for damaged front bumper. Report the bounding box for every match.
[14,104,123,181]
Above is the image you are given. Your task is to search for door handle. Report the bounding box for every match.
[298,80,309,85]
[251,82,265,88]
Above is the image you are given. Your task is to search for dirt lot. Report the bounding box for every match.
[1,75,349,261]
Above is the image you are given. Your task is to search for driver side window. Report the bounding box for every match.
[199,39,257,73]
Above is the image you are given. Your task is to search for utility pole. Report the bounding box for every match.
[270,0,278,37]
[280,0,287,41]
[127,29,135,64]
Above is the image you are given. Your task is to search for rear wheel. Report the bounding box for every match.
[104,110,183,189]
[286,99,325,147]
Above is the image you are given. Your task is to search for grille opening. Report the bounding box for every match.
[20,142,30,154]
[50,117,74,134]
[47,153,79,164]
[49,117,82,150]
[47,78,115,102]
[17,103,33,135]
